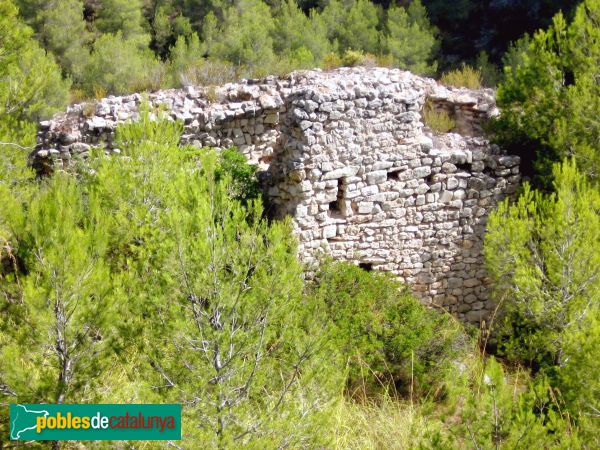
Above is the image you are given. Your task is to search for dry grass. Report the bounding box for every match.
[82,102,96,118]
[93,85,108,100]
[440,65,483,89]
[423,101,455,133]
[332,395,435,449]
[205,85,218,103]
[324,50,392,70]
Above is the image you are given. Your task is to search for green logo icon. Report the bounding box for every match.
[10,404,181,441]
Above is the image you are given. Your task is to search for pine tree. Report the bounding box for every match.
[108,112,338,446]
[383,0,438,75]
[202,0,276,76]
[496,0,600,183]
[322,0,381,54]
[272,0,330,67]
[95,0,148,43]
[0,173,120,450]
[0,0,69,137]
[82,31,162,95]
[38,0,91,79]
[484,158,600,433]
[167,32,204,86]
[149,3,193,58]
[1,109,340,445]
[485,159,600,369]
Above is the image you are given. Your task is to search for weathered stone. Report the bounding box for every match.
[366,170,388,184]
[413,166,431,178]
[322,225,337,239]
[322,166,360,180]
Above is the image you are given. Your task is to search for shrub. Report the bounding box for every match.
[326,49,380,68]
[82,32,163,96]
[215,147,260,203]
[167,34,238,87]
[333,393,436,448]
[423,101,455,133]
[440,64,482,89]
[495,0,600,184]
[341,49,366,67]
[485,159,600,434]
[375,53,395,68]
[323,52,342,70]
[476,51,501,88]
[310,261,469,398]
[435,355,585,449]
[485,160,600,370]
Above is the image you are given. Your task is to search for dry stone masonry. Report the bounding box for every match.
[32,67,520,324]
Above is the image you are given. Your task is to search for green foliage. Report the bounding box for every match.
[0,0,69,126]
[272,0,330,68]
[82,32,163,95]
[475,50,501,87]
[496,0,600,183]
[115,103,183,149]
[310,261,468,397]
[150,5,193,58]
[167,33,237,87]
[383,0,438,76]
[440,64,482,88]
[215,147,261,203]
[38,0,90,78]
[202,0,276,76]
[485,159,600,370]
[95,0,148,42]
[435,356,584,449]
[485,159,600,438]
[557,311,600,431]
[322,0,381,54]
[0,174,118,405]
[340,49,368,67]
[0,111,340,446]
[423,101,455,133]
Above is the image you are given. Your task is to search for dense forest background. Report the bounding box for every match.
[4,0,580,98]
[1,0,599,448]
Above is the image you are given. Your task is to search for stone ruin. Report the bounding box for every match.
[31,67,521,324]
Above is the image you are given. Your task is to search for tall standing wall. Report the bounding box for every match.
[32,67,520,324]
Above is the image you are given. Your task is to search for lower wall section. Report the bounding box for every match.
[289,137,519,323]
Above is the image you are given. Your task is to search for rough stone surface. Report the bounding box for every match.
[32,67,520,324]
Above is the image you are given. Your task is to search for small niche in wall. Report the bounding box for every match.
[329,178,344,216]
[359,262,373,272]
[455,162,471,172]
[387,170,400,181]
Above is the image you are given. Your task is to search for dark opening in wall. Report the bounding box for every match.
[426,173,436,184]
[455,162,471,172]
[329,178,344,215]
[564,70,575,87]
[359,262,373,271]
[387,170,400,181]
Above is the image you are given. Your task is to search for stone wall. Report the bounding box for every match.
[32,67,520,324]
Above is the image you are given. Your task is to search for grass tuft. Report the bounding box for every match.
[440,65,482,89]
[423,101,455,133]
